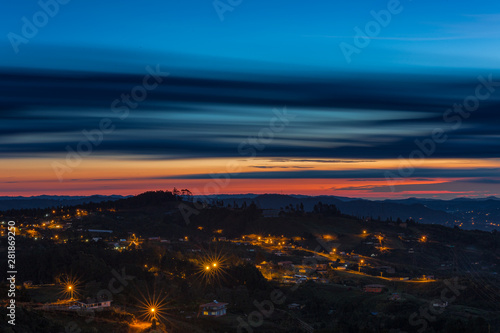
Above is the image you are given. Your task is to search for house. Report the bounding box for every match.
[288,303,305,310]
[77,299,112,309]
[315,263,329,270]
[198,300,228,317]
[87,229,113,234]
[294,275,308,283]
[389,293,401,301]
[278,261,294,269]
[432,300,448,308]
[377,266,395,274]
[282,276,297,284]
[363,284,387,293]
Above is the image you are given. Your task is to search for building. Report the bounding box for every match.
[278,261,294,269]
[389,293,401,301]
[432,300,448,308]
[363,284,387,293]
[315,263,329,270]
[288,303,305,310]
[198,300,228,317]
[77,299,112,309]
[87,229,113,234]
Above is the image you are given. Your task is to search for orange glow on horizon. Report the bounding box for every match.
[1,156,499,199]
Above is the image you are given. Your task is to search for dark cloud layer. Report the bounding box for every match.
[1,68,500,161]
[160,168,500,180]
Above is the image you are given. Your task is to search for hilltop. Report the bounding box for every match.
[1,190,499,333]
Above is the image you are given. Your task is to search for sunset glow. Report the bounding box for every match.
[2,157,499,199]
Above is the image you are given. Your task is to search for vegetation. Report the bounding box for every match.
[0,190,499,332]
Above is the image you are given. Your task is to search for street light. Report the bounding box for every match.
[68,285,73,300]
[150,307,158,328]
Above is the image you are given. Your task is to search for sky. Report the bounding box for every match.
[1,0,500,198]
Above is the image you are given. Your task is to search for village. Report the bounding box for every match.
[1,193,498,332]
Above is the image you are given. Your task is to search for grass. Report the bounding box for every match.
[27,285,63,303]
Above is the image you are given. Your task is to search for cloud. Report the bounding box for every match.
[270,159,376,163]
[334,177,500,193]
[251,165,314,169]
[158,168,500,180]
[0,68,500,164]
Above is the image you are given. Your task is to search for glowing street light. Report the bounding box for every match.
[59,275,81,301]
[197,250,227,285]
[68,285,73,300]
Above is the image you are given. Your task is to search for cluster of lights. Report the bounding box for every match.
[197,250,228,285]
[205,262,218,270]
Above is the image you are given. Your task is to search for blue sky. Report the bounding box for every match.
[2,0,500,73]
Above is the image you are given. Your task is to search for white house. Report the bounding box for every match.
[198,300,228,317]
[77,299,112,309]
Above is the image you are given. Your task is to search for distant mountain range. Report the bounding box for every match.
[0,195,129,211]
[1,193,498,231]
[193,194,500,232]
